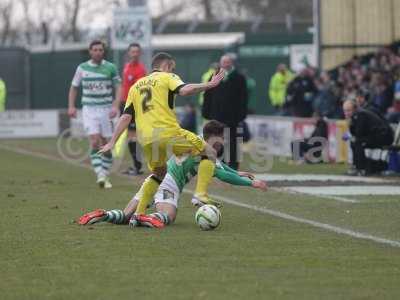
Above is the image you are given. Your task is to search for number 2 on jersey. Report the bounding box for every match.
[140,87,153,113]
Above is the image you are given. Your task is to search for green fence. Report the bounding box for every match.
[5,32,312,114]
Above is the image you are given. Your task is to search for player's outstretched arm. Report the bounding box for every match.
[251,180,268,191]
[99,114,132,153]
[178,69,225,96]
[215,163,267,191]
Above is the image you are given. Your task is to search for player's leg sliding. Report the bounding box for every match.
[79,209,127,225]
[192,158,222,208]
[149,212,171,225]
[129,213,166,229]
[100,151,113,188]
[90,149,106,187]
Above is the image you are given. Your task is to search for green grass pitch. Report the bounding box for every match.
[1,139,400,299]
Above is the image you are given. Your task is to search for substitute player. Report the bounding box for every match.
[99,52,225,228]
[68,40,121,189]
[79,120,268,227]
[120,43,146,176]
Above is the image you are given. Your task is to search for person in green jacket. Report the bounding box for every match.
[268,64,294,114]
[0,77,6,112]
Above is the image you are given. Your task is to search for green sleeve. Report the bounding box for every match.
[219,162,238,174]
[214,167,252,187]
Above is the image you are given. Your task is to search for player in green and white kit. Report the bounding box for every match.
[68,40,121,188]
[78,121,267,226]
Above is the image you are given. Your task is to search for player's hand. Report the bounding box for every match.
[238,171,255,180]
[207,68,225,89]
[252,180,268,191]
[68,107,77,118]
[98,142,115,154]
[109,106,118,119]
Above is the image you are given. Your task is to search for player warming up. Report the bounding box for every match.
[98,52,225,228]
[68,40,121,189]
[79,120,268,227]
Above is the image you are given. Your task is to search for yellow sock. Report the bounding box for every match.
[135,176,160,214]
[195,159,215,196]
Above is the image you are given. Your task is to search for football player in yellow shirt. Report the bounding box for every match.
[99,52,225,228]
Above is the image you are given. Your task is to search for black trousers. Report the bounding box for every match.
[351,133,393,172]
[224,124,242,170]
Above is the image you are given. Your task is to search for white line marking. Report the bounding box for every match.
[273,187,360,203]
[183,190,400,248]
[318,195,360,203]
[255,173,392,183]
[2,144,400,248]
[285,185,400,196]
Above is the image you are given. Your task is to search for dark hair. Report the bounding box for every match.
[89,40,105,50]
[203,120,225,140]
[151,52,174,69]
[128,43,141,50]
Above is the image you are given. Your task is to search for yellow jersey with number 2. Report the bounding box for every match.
[124,71,185,145]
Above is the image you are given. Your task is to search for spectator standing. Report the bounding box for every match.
[370,77,393,115]
[202,54,248,170]
[242,68,257,114]
[313,72,341,118]
[121,43,147,176]
[0,77,6,112]
[343,100,393,175]
[286,68,317,117]
[355,90,382,117]
[199,62,218,106]
[386,79,400,123]
[268,64,293,114]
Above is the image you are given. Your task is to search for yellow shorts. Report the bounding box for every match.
[142,128,206,171]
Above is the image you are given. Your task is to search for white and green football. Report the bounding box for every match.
[195,204,221,231]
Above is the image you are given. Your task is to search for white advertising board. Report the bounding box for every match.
[247,116,294,157]
[246,115,346,162]
[290,44,317,72]
[0,110,59,138]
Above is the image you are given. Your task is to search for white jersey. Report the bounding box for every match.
[71,60,121,107]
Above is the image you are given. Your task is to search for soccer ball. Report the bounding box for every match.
[195,204,221,231]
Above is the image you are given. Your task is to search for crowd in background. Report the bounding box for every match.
[273,43,400,123]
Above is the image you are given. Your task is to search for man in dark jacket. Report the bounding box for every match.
[202,54,248,170]
[285,68,317,117]
[343,100,394,174]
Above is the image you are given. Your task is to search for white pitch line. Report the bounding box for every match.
[256,173,391,183]
[286,185,400,196]
[1,144,400,248]
[318,195,360,204]
[272,187,360,203]
[182,190,400,248]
